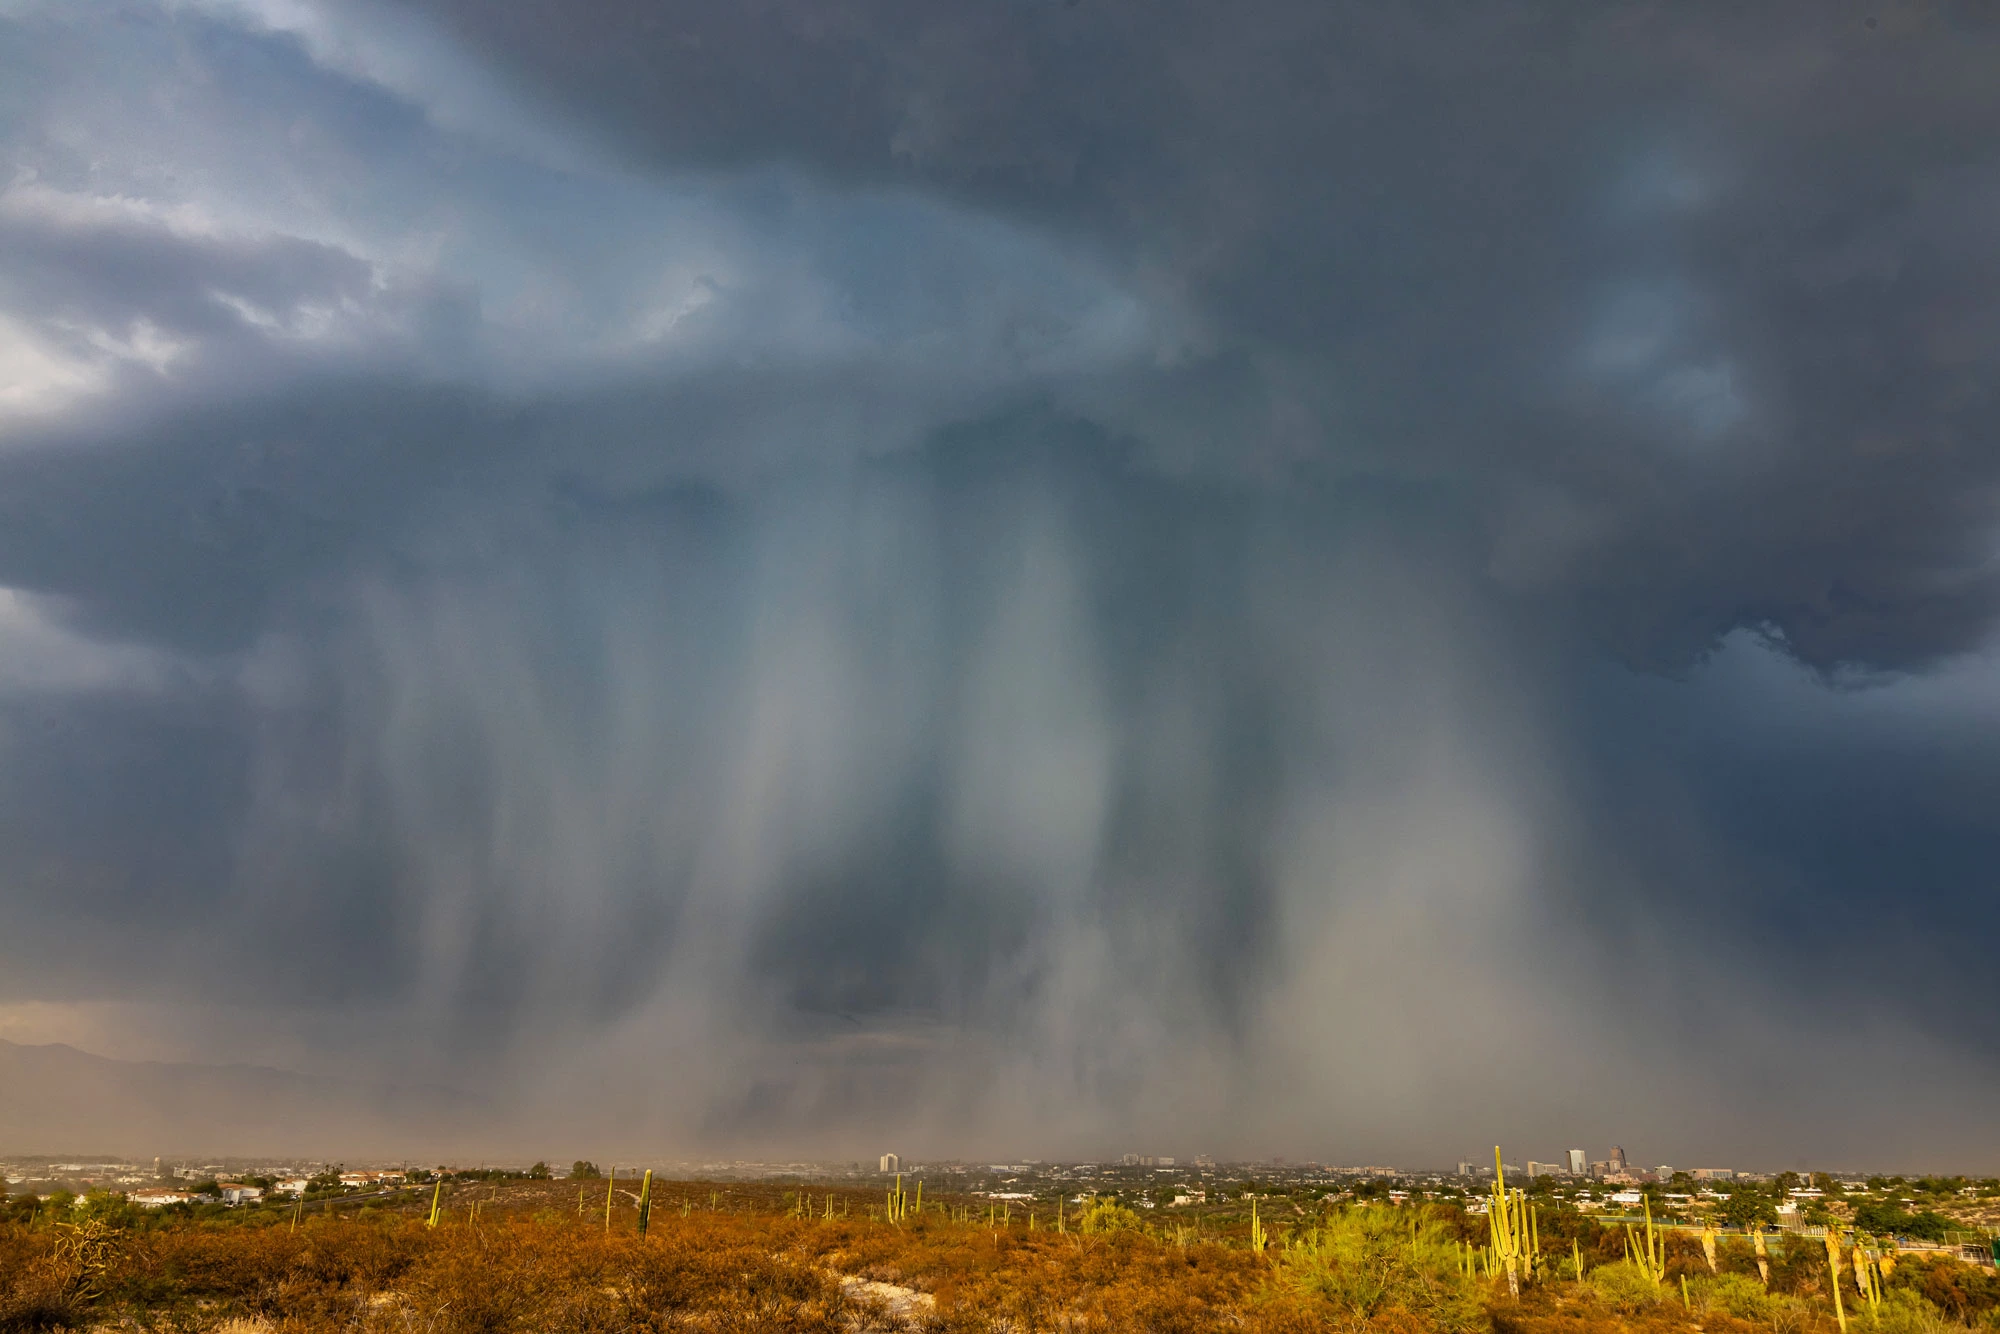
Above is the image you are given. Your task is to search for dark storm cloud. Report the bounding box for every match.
[402,0,2000,670]
[1,0,1999,1167]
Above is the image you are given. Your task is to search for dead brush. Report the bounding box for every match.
[0,1219,119,1333]
[399,1225,621,1334]
[6,1177,1966,1334]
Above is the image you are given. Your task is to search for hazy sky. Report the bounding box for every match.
[3,0,1999,1171]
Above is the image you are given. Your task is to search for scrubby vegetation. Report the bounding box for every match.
[2,1177,1997,1333]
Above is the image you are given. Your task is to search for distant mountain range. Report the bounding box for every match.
[0,1039,475,1159]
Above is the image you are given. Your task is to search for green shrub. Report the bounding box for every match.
[1588,1259,1666,1313]
[1688,1271,1788,1323]
[1876,1288,1954,1334]
[1277,1207,1481,1333]
[1078,1199,1144,1235]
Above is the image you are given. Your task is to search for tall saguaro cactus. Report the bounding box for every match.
[1623,1194,1666,1287]
[1824,1227,1849,1334]
[1489,1147,1525,1296]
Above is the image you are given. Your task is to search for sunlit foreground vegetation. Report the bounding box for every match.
[4,1171,1997,1333]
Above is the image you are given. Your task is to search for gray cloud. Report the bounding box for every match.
[397,0,2000,669]
[0,0,1997,1169]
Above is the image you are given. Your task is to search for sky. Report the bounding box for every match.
[2,0,1999,1171]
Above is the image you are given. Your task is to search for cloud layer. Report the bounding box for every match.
[1,0,1998,1169]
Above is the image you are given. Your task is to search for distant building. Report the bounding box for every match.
[218,1183,263,1206]
[1568,1149,1587,1175]
[130,1190,192,1208]
[1121,1153,1141,1166]
[1608,1190,1644,1207]
[879,1154,900,1174]
[1527,1161,1563,1178]
[1156,1157,1175,1167]
[1609,1146,1628,1171]
[1589,1161,1610,1178]
[1691,1168,1734,1181]
[1456,1161,1475,1176]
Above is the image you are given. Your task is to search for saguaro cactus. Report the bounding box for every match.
[1824,1227,1849,1334]
[1489,1147,1524,1296]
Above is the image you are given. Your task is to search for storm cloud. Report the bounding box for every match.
[1,0,1998,1169]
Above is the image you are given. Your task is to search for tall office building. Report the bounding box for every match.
[1610,1145,1628,1170]
[1567,1149,1586,1175]
[879,1153,900,1173]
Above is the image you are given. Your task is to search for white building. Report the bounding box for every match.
[130,1190,192,1208]
[1567,1149,1587,1175]
[879,1153,900,1173]
[218,1183,263,1206]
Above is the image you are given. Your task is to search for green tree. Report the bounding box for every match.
[1854,1202,1952,1242]
[570,1161,601,1179]
[526,1162,551,1179]
[1078,1197,1143,1233]
[1280,1207,1481,1333]
[74,1190,141,1229]
[1721,1191,1777,1228]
